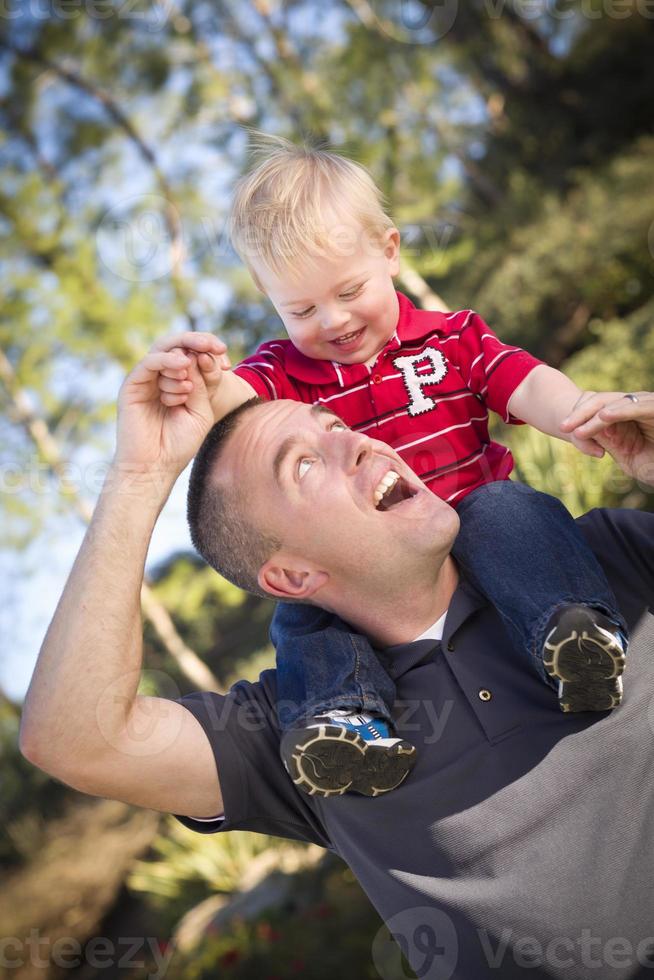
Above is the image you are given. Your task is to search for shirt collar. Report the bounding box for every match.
[281,291,419,387]
[375,580,487,681]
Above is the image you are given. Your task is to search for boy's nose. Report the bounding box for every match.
[319,306,351,333]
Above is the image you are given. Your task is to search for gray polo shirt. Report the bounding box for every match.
[173,508,654,980]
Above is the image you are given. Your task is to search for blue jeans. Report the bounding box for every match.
[271,481,628,731]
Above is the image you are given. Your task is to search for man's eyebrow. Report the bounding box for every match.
[280,276,366,308]
[272,404,344,485]
[310,403,341,422]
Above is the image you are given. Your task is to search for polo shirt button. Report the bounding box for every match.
[478,688,492,702]
[446,640,455,652]
[372,373,382,384]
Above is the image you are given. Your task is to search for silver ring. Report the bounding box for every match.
[625,393,639,404]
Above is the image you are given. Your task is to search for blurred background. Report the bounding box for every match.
[1,1,653,977]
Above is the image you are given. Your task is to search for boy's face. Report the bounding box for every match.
[253,226,401,365]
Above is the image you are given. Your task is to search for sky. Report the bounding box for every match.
[0,462,195,704]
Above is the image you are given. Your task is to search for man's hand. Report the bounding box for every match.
[113,345,215,486]
[154,331,232,421]
[561,391,654,486]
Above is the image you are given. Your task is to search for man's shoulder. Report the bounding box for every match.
[576,506,654,613]
[576,506,654,557]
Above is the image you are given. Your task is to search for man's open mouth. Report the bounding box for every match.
[373,470,419,511]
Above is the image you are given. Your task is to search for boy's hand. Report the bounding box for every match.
[559,390,611,458]
[154,331,232,419]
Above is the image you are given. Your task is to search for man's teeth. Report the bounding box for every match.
[373,470,400,506]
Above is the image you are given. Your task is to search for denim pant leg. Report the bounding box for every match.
[452,480,628,687]
[271,601,397,731]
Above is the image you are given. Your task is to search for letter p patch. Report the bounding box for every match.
[394,349,448,416]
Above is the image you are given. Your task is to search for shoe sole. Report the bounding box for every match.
[280,724,417,798]
[543,621,626,713]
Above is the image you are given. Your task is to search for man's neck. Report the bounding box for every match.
[326,556,459,649]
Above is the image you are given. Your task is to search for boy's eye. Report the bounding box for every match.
[292,306,315,319]
[340,284,364,299]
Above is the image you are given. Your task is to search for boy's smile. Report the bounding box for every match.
[252,224,401,366]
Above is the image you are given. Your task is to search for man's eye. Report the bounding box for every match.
[298,458,314,479]
[330,421,347,431]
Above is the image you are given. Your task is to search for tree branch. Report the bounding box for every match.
[397,263,450,313]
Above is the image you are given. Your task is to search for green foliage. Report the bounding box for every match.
[146,553,275,686]
[468,138,654,357]
[152,858,416,980]
[503,299,654,515]
[129,822,284,900]
[0,702,72,871]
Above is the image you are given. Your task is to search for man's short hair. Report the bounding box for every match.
[228,132,395,286]
[187,398,281,599]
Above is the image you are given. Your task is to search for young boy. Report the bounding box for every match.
[158,137,628,800]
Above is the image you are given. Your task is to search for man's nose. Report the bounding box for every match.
[335,428,373,473]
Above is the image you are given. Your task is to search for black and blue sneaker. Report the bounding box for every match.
[542,605,627,713]
[280,710,416,798]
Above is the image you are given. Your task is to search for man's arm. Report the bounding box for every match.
[19,346,224,819]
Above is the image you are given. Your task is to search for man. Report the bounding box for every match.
[20,337,654,979]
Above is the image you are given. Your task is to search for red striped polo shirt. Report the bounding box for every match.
[233,292,543,505]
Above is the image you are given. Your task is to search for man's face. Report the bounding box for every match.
[216,400,460,602]
[252,225,401,366]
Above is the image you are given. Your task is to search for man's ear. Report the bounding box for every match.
[384,227,401,275]
[257,558,329,601]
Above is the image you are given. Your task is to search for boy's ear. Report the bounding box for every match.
[384,227,401,274]
[257,559,329,601]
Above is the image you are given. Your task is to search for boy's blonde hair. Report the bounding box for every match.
[228,132,395,287]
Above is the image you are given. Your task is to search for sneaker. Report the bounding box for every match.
[280,710,417,798]
[542,605,627,713]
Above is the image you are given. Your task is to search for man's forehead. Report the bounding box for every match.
[221,400,342,474]
[252,399,341,432]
